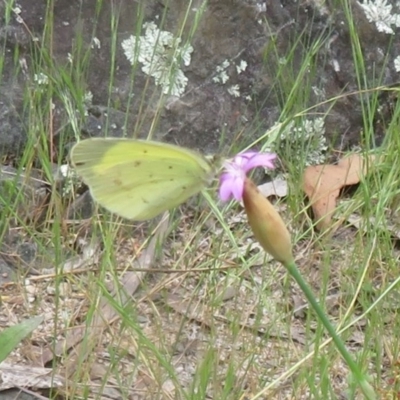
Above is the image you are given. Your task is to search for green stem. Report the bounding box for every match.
[285,261,376,400]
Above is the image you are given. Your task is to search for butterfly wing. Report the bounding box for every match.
[70,138,214,220]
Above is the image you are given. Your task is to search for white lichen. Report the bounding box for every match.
[83,91,93,106]
[358,0,400,34]
[59,164,78,196]
[91,37,101,49]
[213,59,231,84]
[212,70,229,84]
[312,86,326,98]
[227,84,240,97]
[213,58,249,98]
[121,21,193,97]
[60,164,72,178]
[394,55,400,71]
[236,60,248,74]
[34,72,49,86]
[274,117,328,166]
[13,6,23,23]
[256,2,267,13]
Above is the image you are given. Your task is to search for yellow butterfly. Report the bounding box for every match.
[70,138,216,221]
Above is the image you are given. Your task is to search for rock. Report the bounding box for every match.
[81,106,134,138]
[0,256,15,285]
[0,90,27,158]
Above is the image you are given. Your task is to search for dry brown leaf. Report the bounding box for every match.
[303,154,375,230]
[0,363,64,391]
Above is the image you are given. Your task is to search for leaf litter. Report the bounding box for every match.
[1,172,398,399]
[303,153,376,230]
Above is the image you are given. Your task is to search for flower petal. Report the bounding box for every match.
[219,174,235,201]
[231,176,245,201]
[230,152,256,169]
[242,153,277,172]
[218,150,277,202]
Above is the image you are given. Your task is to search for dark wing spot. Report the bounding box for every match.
[113,178,123,186]
[182,185,187,190]
[168,165,173,169]
[143,149,148,154]
[133,161,141,167]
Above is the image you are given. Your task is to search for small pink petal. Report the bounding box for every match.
[219,175,234,201]
[243,153,277,172]
[231,177,244,200]
[218,150,277,202]
[233,152,258,167]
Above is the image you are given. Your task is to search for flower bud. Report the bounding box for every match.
[242,177,293,265]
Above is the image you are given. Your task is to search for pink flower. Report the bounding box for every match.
[219,151,277,201]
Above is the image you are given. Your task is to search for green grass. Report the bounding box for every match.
[1,0,400,399]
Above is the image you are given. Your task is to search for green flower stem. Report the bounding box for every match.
[285,261,376,400]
